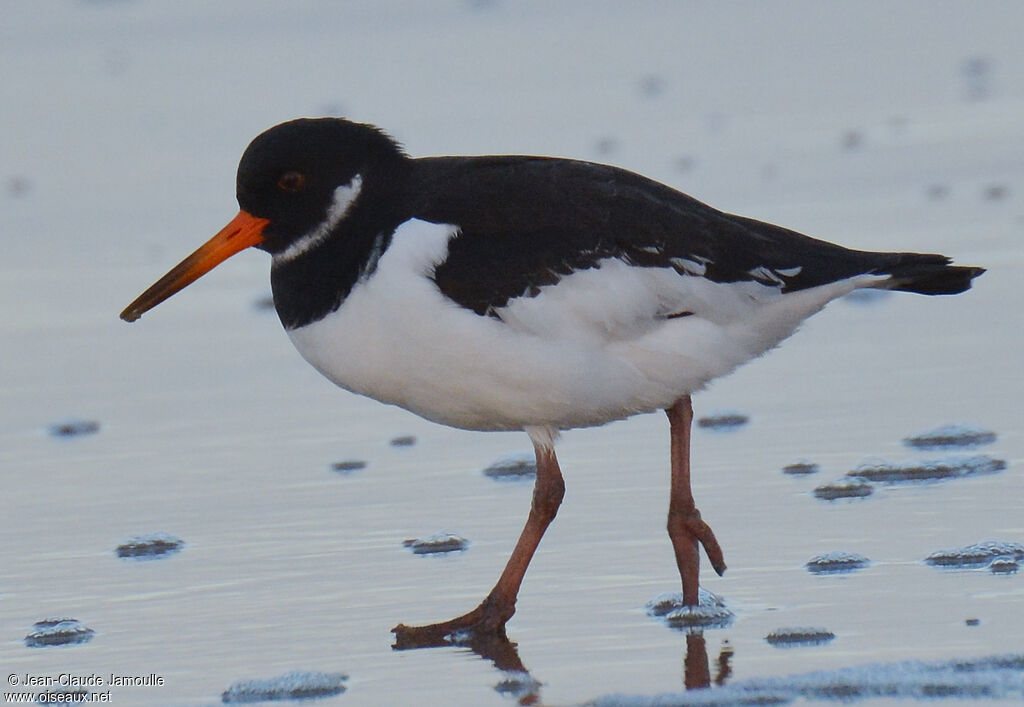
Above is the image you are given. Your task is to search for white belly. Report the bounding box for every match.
[285,219,876,431]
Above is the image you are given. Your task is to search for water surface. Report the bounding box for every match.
[2,3,1022,704]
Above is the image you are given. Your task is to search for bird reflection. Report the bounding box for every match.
[684,631,733,690]
[393,628,541,705]
[392,625,733,704]
[684,632,711,689]
[715,638,734,686]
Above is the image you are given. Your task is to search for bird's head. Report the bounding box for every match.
[120,118,406,322]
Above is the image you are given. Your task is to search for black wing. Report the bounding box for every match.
[411,156,981,315]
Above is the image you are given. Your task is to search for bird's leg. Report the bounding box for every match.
[393,435,565,646]
[665,396,726,606]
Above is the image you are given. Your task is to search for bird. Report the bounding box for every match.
[121,117,983,643]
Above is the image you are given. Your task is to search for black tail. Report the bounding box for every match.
[876,254,985,295]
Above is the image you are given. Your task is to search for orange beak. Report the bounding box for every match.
[120,210,270,322]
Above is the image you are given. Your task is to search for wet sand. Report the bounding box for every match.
[1,2,1021,704]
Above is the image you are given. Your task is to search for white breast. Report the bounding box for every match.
[285,219,878,431]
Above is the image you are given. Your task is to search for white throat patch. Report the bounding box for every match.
[273,174,363,266]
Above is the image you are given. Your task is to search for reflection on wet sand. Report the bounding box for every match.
[393,625,735,704]
[685,631,733,691]
[684,632,710,690]
[393,629,541,705]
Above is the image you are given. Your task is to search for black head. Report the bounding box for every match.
[236,118,409,255]
[120,117,410,323]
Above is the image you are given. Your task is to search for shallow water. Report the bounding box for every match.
[2,2,1023,705]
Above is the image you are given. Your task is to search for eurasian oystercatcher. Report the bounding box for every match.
[121,118,984,642]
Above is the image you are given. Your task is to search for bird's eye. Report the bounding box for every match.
[276,171,306,193]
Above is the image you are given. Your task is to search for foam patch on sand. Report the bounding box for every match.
[589,654,1024,705]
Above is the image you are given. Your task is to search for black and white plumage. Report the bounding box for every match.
[240,119,979,432]
[121,118,983,642]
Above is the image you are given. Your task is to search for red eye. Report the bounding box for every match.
[277,171,306,193]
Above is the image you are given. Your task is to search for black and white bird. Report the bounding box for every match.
[122,118,983,643]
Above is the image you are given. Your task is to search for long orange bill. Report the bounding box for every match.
[120,210,270,322]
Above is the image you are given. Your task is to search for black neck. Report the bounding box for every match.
[271,227,392,329]
[270,165,412,330]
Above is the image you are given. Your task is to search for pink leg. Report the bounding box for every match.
[393,436,565,644]
[666,396,726,606]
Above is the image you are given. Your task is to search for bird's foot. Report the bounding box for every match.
[668,507,728,609]
[687,511,727,577]
[392,594,515,649]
